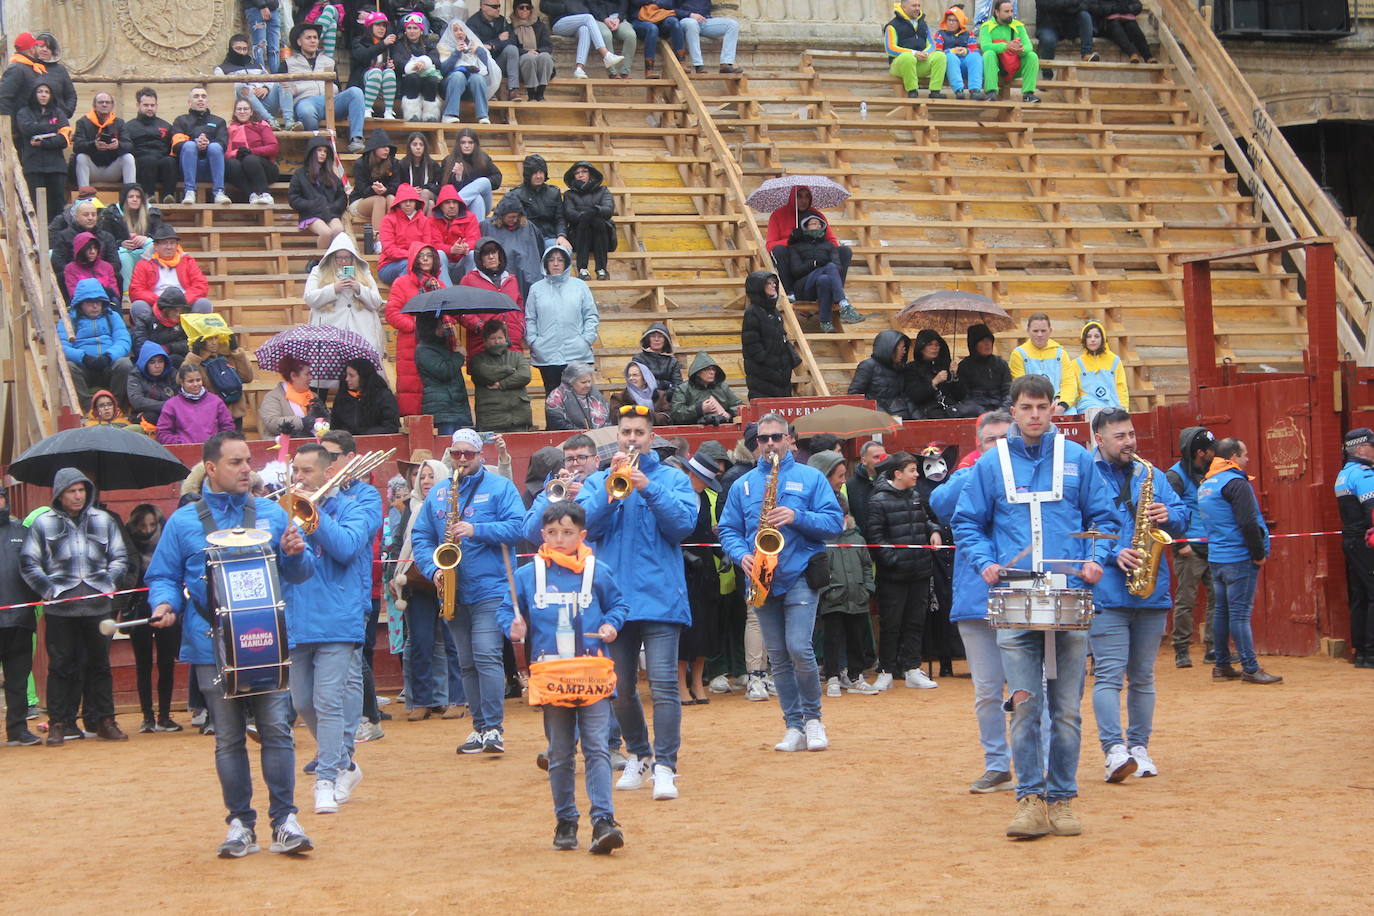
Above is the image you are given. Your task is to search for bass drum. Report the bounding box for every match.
[206,545,290,698]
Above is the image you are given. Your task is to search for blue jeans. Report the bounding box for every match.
[633,16,684,60]
[551,14,607,65]
[944,51,984,91]
[609,619,682,771]
[442,71,489,121]
[179,142,225,194]
[195,665,296,830]
[457,177,494,219]
[446,596,507,732]
[1037,11,1095,60]
[754,580,822,730]
[681,15,739,67]
[1211,560,1260,673]
[957,619,1011,772]
[794,262,845,322]
[241,85,285,122]
[292,88,366,141]
[288,642,355,782]
[343,644,363,757]
[247,8,281,73]
[996,628,1088,801]
[403,591,443,708]
[544,698,614,822]
[1089,606,1168,752]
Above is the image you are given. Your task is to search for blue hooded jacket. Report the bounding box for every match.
[718,449,844,596]
[928,464,988,623]
[283,489,376,647]
[334,478,383,613]
[411,465,525,606]
[951,424,1119,588]
[1090,453,1189,610]
[63,278,131,363]
[145,487,315,666]
[500,554,630,662]
[575,448,698,625]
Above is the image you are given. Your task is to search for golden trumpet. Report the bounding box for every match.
[281,448,396,534]
[606,451,640,501]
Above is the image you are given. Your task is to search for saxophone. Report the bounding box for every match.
[433,467,463,620]
[1125,455,1173,598]
[746,452,785,608]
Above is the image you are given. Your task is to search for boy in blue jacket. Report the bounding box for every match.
[502,500,628,854]
[64,278,131,407]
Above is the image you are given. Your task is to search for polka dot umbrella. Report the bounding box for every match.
[254,325,383,380]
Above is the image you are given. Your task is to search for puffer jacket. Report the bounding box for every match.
[866,476,935,580]
[429,183,481,257]
[98,184,166,246]
[669,351,743,425]
[636,321,683,394]
[414,313,474,428]
[169,106,228,154]
[480,195,545,292]
[384,241,451,415]
[283,490,376,647]
[469,344,532,431]
[782,216,842,283]
[561,160,615,240]
[907,328,975,418]
[288,136,348,223]
[328,362,401,435]
[458,237,525,357]
[50,207,123,295]
[14,83,70,173]
[131,304,191,367]
[819,523,874,616]
[20,468,129,615]
[126,341,177,424]
[63,279,131,363]
[848,329,915,417]
[740,270,799,399]
[958,321,1011,410]
[379,183,434,269]
[504,154,565,241]
[349,129,398,201]
[524,244,599,367]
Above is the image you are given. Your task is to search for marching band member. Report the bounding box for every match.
[951,376,1117,840]
[928,409,1014,794]
[411,428,526,755]
[145,431,317,858]
[718,412,843,752]
[575,405,697,800]
[523,433,600,543]
[283,443,375,815]
[1087,408,1188,782]
[1334,428,1374,669]
[501,500,629,854]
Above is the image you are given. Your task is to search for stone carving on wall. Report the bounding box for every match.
[46,0,110,74]
[10,0,233,77]
[114,0,229,62]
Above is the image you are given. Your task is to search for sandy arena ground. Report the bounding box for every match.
[2,652,1370,914]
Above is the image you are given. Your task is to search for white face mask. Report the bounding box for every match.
[921,456,948,483]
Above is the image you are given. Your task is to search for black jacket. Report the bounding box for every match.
[0,516,39,629]
[588,0,630,18]
[350,29,396,89]
[506,155,565,240]
[72,113,133,166]
[740,270,799,399]
[125,112,174,159]
[636,321,683,392]
[330,383,402,436]
[14,90,69,174]
[1037,0,1088,28]
[0,55,76,120]
[848,329,915,418]
[847,464,878,540]
[906,328,975,418]
[561,160,614,228]
[289,136,348,222]
[170,108,229,154]
[782,224,841,283]
[467,9,516,56]
[958,322,1011,410]
[866,477,935,579]
[130,311,191,368]
[350,129,399,202]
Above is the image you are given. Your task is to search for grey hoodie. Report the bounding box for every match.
[20,468,129,615]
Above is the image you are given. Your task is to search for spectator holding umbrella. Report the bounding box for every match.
[756,180,854,292]
[415,311,475,436]
[385,243,452,417]
[330,357,402,436]
[258,353,330,437]
[156,363,236,445]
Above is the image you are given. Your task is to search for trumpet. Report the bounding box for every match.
[281,448,396,534]
[606,450,640,502]
[547,472,581,503]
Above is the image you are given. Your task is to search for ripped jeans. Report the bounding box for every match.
[995,628,1088,801]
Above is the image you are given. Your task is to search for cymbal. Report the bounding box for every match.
[206,527,272,547]
[1068,529,1119,540]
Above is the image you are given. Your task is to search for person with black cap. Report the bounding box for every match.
[0,486,42,746]
[676,450,728,704]
[1165,425,1216,667]
[1335,427,1374,668]
[128,225,214,325]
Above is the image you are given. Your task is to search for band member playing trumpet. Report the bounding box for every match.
[284,444,376,815]
[718,413,842,753]
[523,433,600,543]
[1088,408,1187,783]
[575,405,696,800]
[412,429,526,755]
[145,432,317,858]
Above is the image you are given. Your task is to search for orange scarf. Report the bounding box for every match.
[1204,457,1253,481]
[538,542,592,574]
[153,246,184,268]
[283,382,315,416]
[9,53,44,74]
[85,109,116,131]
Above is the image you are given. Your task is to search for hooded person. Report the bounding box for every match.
[524,244,600,393]
[50,198,123,300]
[414,312,475,435]
[933,5,985,98]
[764,184,853,289]
[1165,425,1217,665]
[848,329,917,418]
[330,356,402,436]
[669,351,742,426]
[156,361,237,445]
[740,270,801,400]
[84,389,133,428]
[347,128,399,240]
[14,77,72,223]
[469,318,533,432]
[431,183,482,282]
[63,231,121,309]
[609,359,671,426]
[522,445,566,508]
[305,232,386,359]
[544,362,610,431]
[385,242,452,416]
[126,340,178,427]
[378,182,438,282]
[64,279,132,406]
[505,153,566,246]
[0,32,78,124]
[100,183,165,293]
[907,328,977,419]
[957,322,1011,411]
[480,194,545,296]
[459,237,526,357]
[1061,319,1128,419]
[562,160,616,278]
[20,466,130,744]
[807,450,878,692]
[636,322,683,394]
[784,213,862,331]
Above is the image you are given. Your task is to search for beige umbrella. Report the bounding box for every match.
[792,404,900,440]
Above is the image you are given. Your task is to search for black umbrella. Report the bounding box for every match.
[401,286,521,315]
[8,426,191,490]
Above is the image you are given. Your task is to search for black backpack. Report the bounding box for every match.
[201,356,244,405]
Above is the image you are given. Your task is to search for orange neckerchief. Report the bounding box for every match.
[9,53,43,74]
[283,383,315,413]
[347,387,362,399]
[538,542,592,574]
[85,109,116,131]
[1204,457,1253,481]
[152,245,184,268]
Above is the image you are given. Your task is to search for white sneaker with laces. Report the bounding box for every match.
[804,718,828,751]
[825,677,841,698]
[269,813,313,855]
[873,672,894,691]
[604,52,626,70]
[355,720,384,743]
[213,191,232,205]
[442,115,461,124]
[314,779,338,814]
[1104,743,1138,782]
[1130,745,1158,777]
[764,674,777,696]
[616,755,648,790]
[181,191,196,205]
[217,818,259,858]
[838,672,855,689]
[478,117,492,124]
[334,761,363,803]
[745,675,769,701]
[247,192,261,204]
[258,193,275,206]
[651,763,678,800]
[905,668,938,689]
[574,66,589,79]
[774,727,805,752]
[708,674,732,694]
[847,676,881,695]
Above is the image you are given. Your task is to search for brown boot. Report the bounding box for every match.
[45,722,65,747]
[1048,799,1083,836]
[1006,795,1051,839]
[96,717,129,741]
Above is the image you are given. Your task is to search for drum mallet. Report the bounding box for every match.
[99,617,153,635]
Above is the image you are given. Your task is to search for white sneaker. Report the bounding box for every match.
[478,117,491,124]
[825,677,841,698]
[190,709,207,728]
[376,695,392,707]
[213,191,232,205]
[764,674,777,696]
[269,813,313,855]
[355,720,384,743]
[745,675,769,702]
[442,114,461,124]
[181,191,196,205]
[616,755,648,790]
[873,672,894,691]
[574,65,589,79]
[247,192,262,204]
[258,192,274,206]
[1104,743,1138,782]
[380,110,398,120]
[1130,745,1158,777]
[847,676,881,695]
[314,779,338,814]
[216,818,259,858]
[604,52,626,71]
[334,761,363,803]
[708,674,732,694]
[838,672,855,688]
[651,763,678,800]
[773,727,805,752]
[804,718,828,751]
[905,668,938,689]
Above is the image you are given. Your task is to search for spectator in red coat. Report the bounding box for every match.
[384,241,450,416]
[429,184,479,283]
[458,237,525,358]
[377,183,439,284]
[764,184,852,294]
[128,225,212,325]
[224,98,281,204]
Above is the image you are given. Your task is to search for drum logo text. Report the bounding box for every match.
[239,628,276,650]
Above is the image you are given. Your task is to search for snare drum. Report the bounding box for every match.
[526,655,617,708]
[206,545,290,698]
[987,585,1094,631]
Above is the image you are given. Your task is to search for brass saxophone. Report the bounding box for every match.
[746,452,785,607]
[433,467,463,620]
[1125,455,1173,598]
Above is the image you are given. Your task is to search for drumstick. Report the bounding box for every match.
[100,617,152,635]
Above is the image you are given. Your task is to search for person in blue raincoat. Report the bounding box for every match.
[574,404,697,801]
[411,428,526,755]
[1086,408,1188,785]
[145,431,317,859]
[718,412,843,753]
[950,375,1117,841]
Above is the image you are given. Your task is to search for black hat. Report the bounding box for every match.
[1345,428,1374,447]
[289,21,322,51]
[157,288,188,309]
[151,224,179,241]
[742,422,759,453]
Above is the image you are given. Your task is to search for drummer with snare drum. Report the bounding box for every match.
[951,375,1118,841]
[146,431,317,860]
